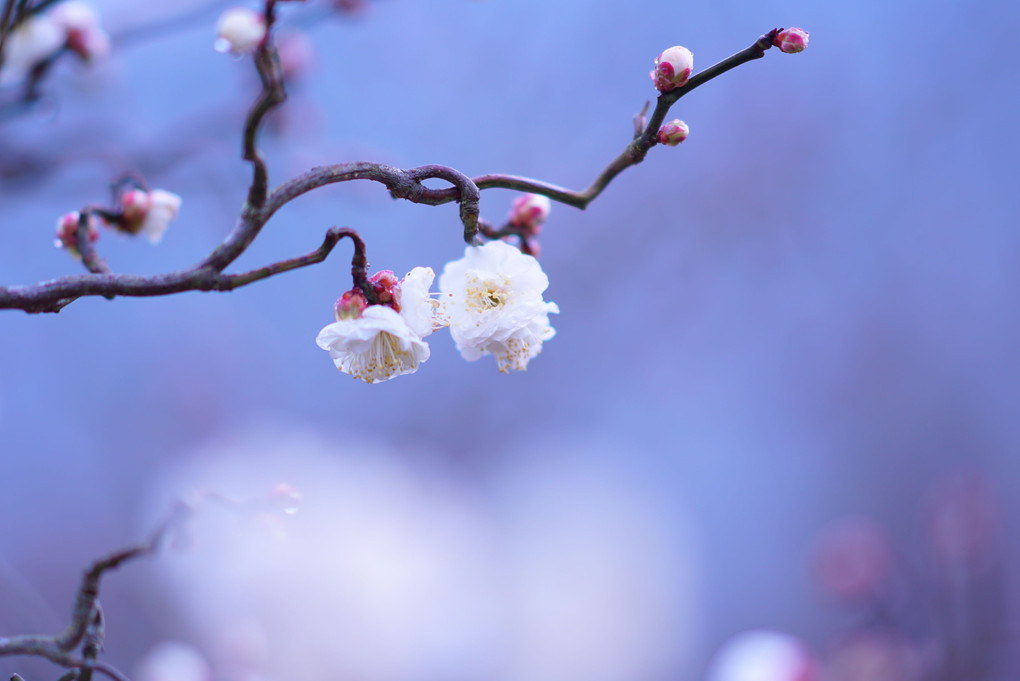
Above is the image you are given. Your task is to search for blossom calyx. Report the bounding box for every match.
[439,240,558,373]
[657,119,689,146]
[650,46,693,92]
[214,8,267,55]
[117,188,182,244]
[774,28,809,54]
[509,194,551,235]
[55,211,99,259]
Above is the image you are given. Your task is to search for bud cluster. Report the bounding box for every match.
[54,185,183,259]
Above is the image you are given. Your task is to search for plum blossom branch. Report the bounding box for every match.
[423,29,785,209]
[243,0,285,208]
[0,26,802,314]
[0,505,190,681]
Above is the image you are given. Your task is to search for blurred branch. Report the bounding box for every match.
[0,27,798,313]
[0,505,190,681]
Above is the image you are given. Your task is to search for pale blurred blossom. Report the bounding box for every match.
[214,8,266,55]
[134,641,212,681]
[811,517,892,601]
[823,633,923,681]
[0,14,64,86]
[707,630,816,681]
[146,427,697,681]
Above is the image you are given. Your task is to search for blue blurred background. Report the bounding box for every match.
[2,0,1019,679]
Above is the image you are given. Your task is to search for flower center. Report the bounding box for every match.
[466,274,510,312]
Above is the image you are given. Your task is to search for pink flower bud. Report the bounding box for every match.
[334,289,368,320]
[774,28,809,54]
[214,7,267,55]
[657,119,689,146]
[55,210,99,259]
[650,45,693,92]
[509,193,551,234]
[369,270,401,308]
[277,31,315,82]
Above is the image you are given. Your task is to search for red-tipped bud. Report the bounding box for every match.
[650,46,693,92]
[657,119,689,146]
[774,28,809,54]
[334,289,368,320]
[54,211,99,259]
[509,193,551,234]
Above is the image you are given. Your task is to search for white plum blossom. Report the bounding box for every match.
[439,240,558,373]
[214,7,267,55]
[118,188,182,244]
[49,1,109,61]
[316,267,440,383]
[0,14,64,87]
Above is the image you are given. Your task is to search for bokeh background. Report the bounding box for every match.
[2,0,1019,679]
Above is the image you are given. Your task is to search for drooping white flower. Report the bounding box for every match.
[439,240,558,373]
[118,188,182,244]
[214,7,267,55]
[316,267,439,384]
[0,14,64,87]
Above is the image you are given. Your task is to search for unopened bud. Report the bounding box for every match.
[55,211,99,259]
[334,289,368,320]
[369,270,400,307]
[650,45,693,92]
[657,119,689,146]
[774,28,809,54]
[214,7,267,55]
[509,193,551,234]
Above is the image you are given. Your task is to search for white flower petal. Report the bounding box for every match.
[316,306,430,384]
[139,189,182,244]
[396,266,441,339]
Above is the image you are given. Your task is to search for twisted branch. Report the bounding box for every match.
[0,506,189,681]
[0,27,795,314]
